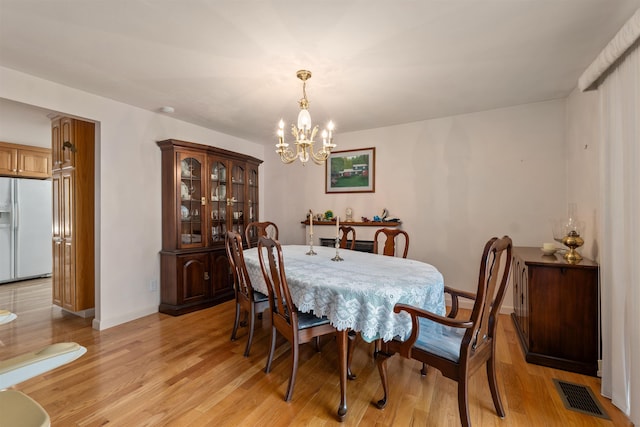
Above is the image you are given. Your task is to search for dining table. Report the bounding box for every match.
[243,244,445,421]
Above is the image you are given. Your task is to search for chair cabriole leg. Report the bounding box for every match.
[487,356,505,417]
[285,341,300,401]
[347,331,357,380]
[244,307,256,357]
[374,351,392,409]
[230,302,241,341]
[265,325,276,373]
[458,377,471,427]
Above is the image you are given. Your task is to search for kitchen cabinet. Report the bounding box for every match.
[511,246,599,376]
[0,141,51,179]
[51,118,95,313]
[157,139,262,315]
[51,117,77,170]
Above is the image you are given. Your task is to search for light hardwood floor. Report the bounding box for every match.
[0,278,632,426]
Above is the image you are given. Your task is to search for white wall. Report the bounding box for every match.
[0,98,51,146]
[264,100,568,307]
[566,88,601,261]
[0,66,266,330]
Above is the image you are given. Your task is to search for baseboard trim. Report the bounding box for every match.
[92,305,158,331]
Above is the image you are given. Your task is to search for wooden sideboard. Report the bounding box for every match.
[511,246,599,376]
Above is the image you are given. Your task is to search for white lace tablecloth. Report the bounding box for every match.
[243,245,445,343]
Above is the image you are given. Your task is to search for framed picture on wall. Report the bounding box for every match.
[325,147,375,193]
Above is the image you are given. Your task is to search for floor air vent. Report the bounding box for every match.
[552,379,610,420]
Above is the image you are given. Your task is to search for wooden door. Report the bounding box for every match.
[60,117,76,169]
[229,162,246,235]
[512,256,528,340]
[178,151,206,249]
[177,253,210,304]
[51,118,62,169]
[207,156,228,247]
[61,169,76,310]
[18,148,51,178]
[52,173,63,306]
[247,164,258,223]
[211,250,233,298]
[0,143,17,175]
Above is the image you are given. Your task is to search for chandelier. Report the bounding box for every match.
[276,70,336,165]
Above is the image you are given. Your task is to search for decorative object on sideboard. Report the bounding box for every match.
[331,216,344,262]
[373,208,401,223]
[541,242,558,256]
[562,230,585,262]
[345,207,353,221]
[306,209,317,256]
[552,203,586,263]
[276,70,336,165]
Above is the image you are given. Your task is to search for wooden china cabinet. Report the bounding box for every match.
[157,139,262,315]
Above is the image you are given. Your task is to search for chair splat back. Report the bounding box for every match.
[339,226,356,250]
[245,221,279,248]
[226,231,252,301]
[225,230,270,357]
[464,237,512,358]
[373,228,409,258]
[257,237,296,327]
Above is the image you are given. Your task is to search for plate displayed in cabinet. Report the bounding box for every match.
[181,160,191,177]
[181,205,189,219]
[181,182,189,200]
[181,233,202,244]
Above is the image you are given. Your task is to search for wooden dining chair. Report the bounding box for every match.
[244,221,279,248]
[257,236,337,402]
[339,226,356,250]
[225,231,270,357]
[374,236,513,427]
[373,228,409,258]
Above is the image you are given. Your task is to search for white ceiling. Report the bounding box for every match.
[1,1,638,144]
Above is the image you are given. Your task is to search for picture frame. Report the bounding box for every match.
[325,147,375,193]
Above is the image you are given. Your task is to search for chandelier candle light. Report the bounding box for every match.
[276,70,336,165]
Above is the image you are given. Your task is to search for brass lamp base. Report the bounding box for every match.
[562,231,584,263]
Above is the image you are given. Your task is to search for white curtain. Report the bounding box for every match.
[599,40,640,423]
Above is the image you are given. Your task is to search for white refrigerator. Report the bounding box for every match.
[0,177,52,283]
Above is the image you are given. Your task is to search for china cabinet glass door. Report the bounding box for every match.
[179,153,204,248]
[230,164,246,234]
[209,159,227,244]
[247,166,258,223]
